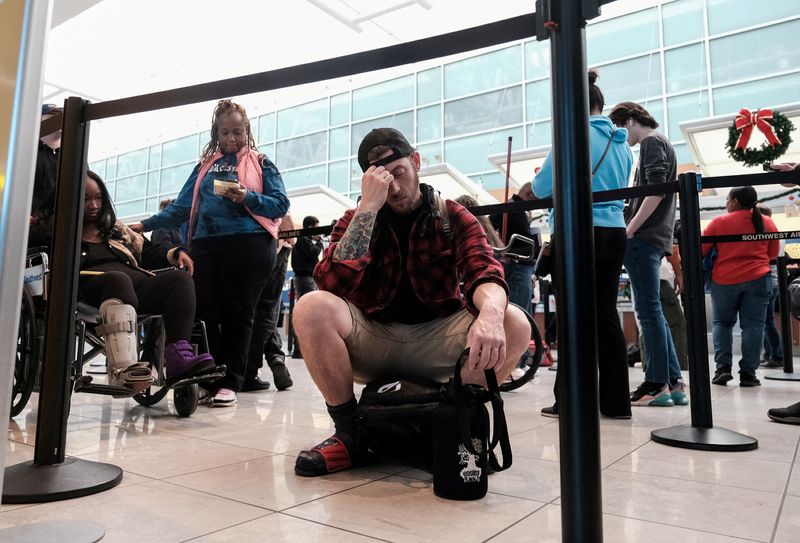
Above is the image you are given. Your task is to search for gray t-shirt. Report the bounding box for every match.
[626,131,677,255]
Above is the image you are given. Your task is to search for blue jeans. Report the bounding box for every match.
[624,237,682,384]
[763,281,783,361]
[710,274,772,375]
[504,261,534,314]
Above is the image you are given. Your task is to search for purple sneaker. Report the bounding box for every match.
[164,340,216,380]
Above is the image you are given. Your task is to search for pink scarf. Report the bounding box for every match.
[187,146,280,243]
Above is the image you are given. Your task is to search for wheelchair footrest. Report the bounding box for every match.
[74,376,135,398]
[166,366,226,389]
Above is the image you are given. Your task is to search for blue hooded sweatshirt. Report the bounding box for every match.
[532,115,633,232]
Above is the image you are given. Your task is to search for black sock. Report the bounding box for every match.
[327,396,357,437]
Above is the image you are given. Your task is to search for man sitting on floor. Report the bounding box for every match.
[292,128,530,476]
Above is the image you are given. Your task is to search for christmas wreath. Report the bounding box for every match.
[726,108,794,167]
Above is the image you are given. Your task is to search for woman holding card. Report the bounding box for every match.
[132,99,289,407]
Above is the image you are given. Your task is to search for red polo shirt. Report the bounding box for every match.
[702,209,779,285]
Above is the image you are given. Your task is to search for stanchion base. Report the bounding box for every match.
[2,457,123,504]
[651,424,758,452]
[0,520,105,543]
[764,371,800,382]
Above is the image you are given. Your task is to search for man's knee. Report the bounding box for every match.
[294,290,352,339]
[504,304,531,355]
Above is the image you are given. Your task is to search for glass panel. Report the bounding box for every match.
[417,105,441,143]
[148,144,162,170]
[276,131,327,170]
[673,143,693,165]
[329,127,349,160]
[417,67,442,105]
[640,98,665,132]
[281,164,326,190]
[444,86,523,138]
[713,72,800,115]
[352,75,414,121]
[116,148,148,178]
[350,158,362,183]
[708,0,800,35]
[115,200,145,219]
[587,8,659,65]
[105,156,117,179]
[328,161,350,193]
[470,171,507,191]
[162,134,199,167]
[527,121,552,148]
[594,54,662,106]
[662,0,704,46]
[351,112,414,155]
[526,80,551,122]
[260,143,275,160]
[88,159,105,179]
[665,44,706,94]
[146,197,160,214]
[444,45,521,99]
[330,93,350,126]
[258,113,276,143]
[417,143,443,168]
[444,127,524,175]
[278,99,328,139]
[524,40,551,80]
[105,180,116,200]
[199,131,210,148]
[710,20,800,86]
[114,174,147,202]
[667,92,709,141]
[159,163,194,194]
[147,172,160,197]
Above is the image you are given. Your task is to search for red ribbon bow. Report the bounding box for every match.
[734,108,781,150]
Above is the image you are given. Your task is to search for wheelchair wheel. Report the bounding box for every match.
[500,307,543,393]
[133,385,169,407]
[173,384,199,417]
[11,290,38,418]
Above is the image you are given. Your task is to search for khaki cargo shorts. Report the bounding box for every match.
[343,300,474,383]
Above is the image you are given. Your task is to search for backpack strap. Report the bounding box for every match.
[433,191,452,240]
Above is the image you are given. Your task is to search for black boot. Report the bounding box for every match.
[268,356,293,390]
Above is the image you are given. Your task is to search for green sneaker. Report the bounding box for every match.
[631,382,675,407]
[669,379,689,406]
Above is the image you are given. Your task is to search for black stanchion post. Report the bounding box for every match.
[287,277,296,353]
[765,256,800,381]
[650,171,757,451]
[545,1,603,540]
[3,97,123,504]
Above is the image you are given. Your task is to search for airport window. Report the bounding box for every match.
[276,131,327,170]
[524,40,551,81]
[147,172,160,197]
[586,8,659,66]
[527,121,552,148]
[707,0,800,35]
[146,197,159,214]
[105,156,117,180]
[282,164,327,190]
[258,113,276,144]
[444,86,523,138]
[277,98,328,140]
[330,93,350,126]
[444,127,523,175]
[665,43,707,94]
[329,126,350,161]
[471,171,506,191]
[159,163,194,194]
[148,144,162,170]
[662,0,704,46]
[261,143,275,160]
[444,45,521,100]
[709,20,800,86]
[673,142,693,165]
[417,142,443,168]
[350,111,413,154]
[352,75,414,121]
[116,148,148,178]
[713,72,800,115]
[328,160,350,193]
[667,91,709,141]
[417,105,441,143]
[115,200,145,218]
[161,134,199,168]
[525,80,551,122]
[595,54,662,107]
[417,67,441,105]
[89,159,105,179]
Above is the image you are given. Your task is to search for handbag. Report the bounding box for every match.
[432,349,512,500]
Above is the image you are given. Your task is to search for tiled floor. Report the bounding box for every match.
[3,358,800,542]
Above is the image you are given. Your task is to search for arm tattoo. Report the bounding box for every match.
[333,211,376,261]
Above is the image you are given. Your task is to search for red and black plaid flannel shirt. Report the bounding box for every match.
[313,193,507,319]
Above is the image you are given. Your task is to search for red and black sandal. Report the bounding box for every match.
[295,434,360,477]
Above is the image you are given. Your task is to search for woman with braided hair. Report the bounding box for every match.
[132,99,289,406]
[702,186,779,387]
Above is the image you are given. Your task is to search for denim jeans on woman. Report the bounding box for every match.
[503,261,534,314]
[763,280,783,361]
[710,274,772,376]
[624,237,682,384]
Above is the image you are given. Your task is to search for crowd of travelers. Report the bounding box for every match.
[24,80,800,479]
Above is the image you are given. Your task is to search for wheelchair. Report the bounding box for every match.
[10,247,224,418]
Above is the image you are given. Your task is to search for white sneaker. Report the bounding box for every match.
[510,367,526,381]
[212,388,237,407]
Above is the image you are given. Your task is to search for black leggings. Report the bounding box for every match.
[79,269,196,342]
